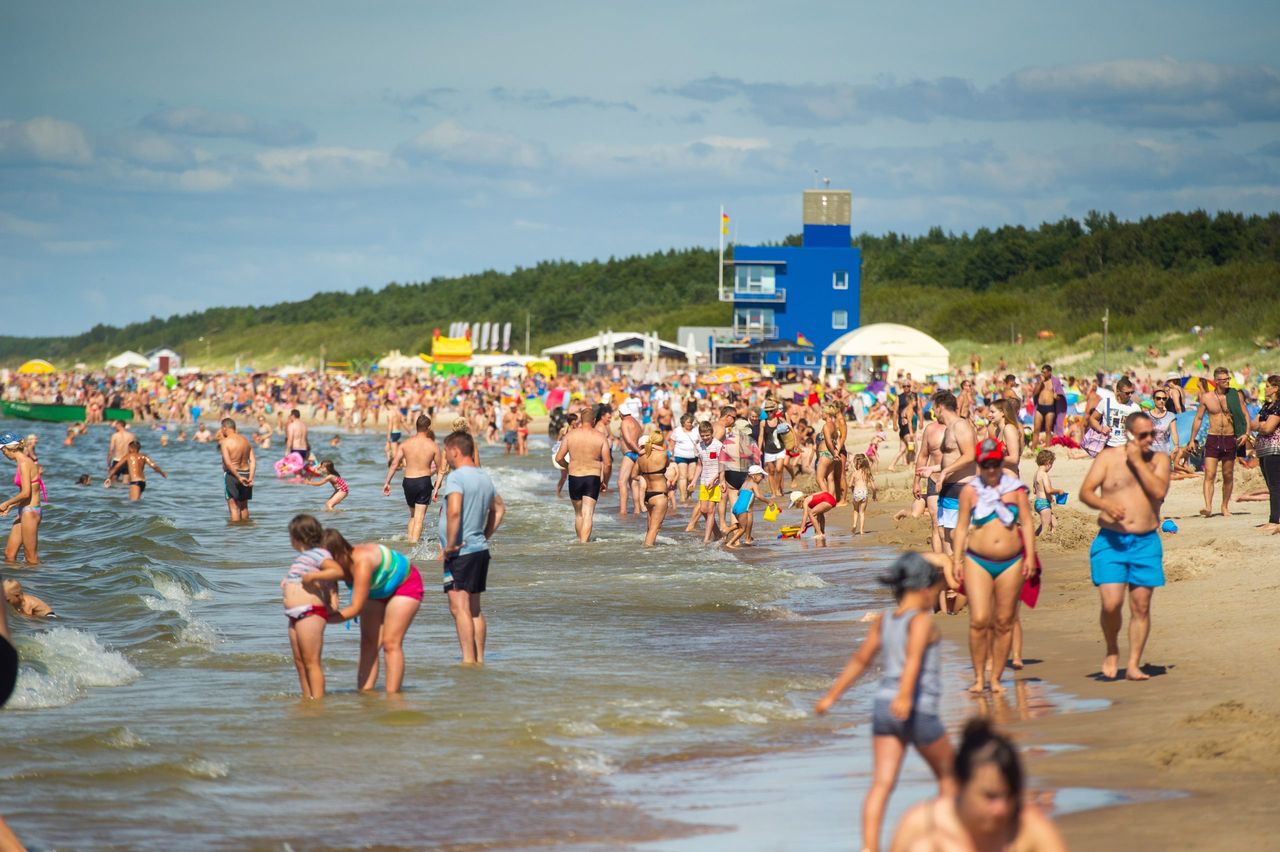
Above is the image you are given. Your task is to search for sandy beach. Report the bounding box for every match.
[853,424,1280,850]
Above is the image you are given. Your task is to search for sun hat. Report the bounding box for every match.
[788,490,805,506]
[747,464,765,476]
[975,437,1006,465]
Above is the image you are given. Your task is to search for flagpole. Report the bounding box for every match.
[718,204,725,302]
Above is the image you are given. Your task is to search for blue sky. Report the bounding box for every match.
[2,1,1277,336]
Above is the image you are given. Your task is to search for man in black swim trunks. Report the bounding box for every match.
[218,418,256,522]
[556,407,611,543]
[1030,364,1060,450]
[383,414,443,543]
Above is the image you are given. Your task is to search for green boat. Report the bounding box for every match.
[0,400,134,423]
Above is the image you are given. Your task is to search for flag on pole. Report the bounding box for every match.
[796,332,812,347]
[721,211,730,235]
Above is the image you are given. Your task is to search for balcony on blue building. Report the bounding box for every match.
[721,261,787,303]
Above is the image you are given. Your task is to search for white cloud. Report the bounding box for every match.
[41,239,117,255]
[396,120,546,170]
[140,106,315,146]
[249,146,399,189]
[0,117,92,166]
[0,211,54,239]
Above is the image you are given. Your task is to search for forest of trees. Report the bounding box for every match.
[2,209,1276,366]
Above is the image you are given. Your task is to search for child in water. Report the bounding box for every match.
[848,452,878,535]
[104,440,167,501]
[305,460,349,510]
[724,464,766,549]
[282,514,340,698]
[4,579,54,618]
[815,551,955,852]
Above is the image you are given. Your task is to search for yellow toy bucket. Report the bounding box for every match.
[763,503,780,522]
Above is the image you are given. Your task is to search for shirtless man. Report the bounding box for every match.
[1189,366,1246,517]
[556,408,612,543]
[106,420,136,482]
[1030,364,1060,450]
[1078,411,1170,680]
[385,407,406,464]
[501,404,519,455]
[915,406,948,555]
[932,392,976,550]
[593,403,615,494]
[956,380,976,422]
[105,440,167,501]
[616,399,645,516]
[218,418,256,522]
[284,409,310,463]
[382,414,443,543]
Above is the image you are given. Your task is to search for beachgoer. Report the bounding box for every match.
[951,438,1036,693]
[933,392,977,550]
[916,407,947,555]
[689,421,724,543]
[1189,366,1247,517]
[637,430,672,547]
[724,464,766,549]
[1251,375,1280,532]
[552,412,577,498]
[1,433,42,563]
[669,413,700,504]
[1029,365,1062,450]
[284,409,310,463]
[107,419,135,481]
[990,397,1024,480]
[105,439,167,501]
[759,398,787,499]
[1032,450,1062,536]
[556,406,611,543]
[382,414,443,543]
[848,453,877,536]
[515,404,530,456]
[616,398,645,516]
[310,529,424,693]
[306,460,349,510]
[1086,376,1143,451]
[501,403,519,455]
[281,514,340,698]
[815,552,956,852]
[218,418,256,522]
[385,407,405,464]
[890,718,1067,852]
[800,488,837,539]
[4,578,54,618]
[1078,410,1170,680]
[439,431,504,664]
[1150,388,1179,458]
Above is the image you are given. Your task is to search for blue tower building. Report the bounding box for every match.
[722,189,860,369]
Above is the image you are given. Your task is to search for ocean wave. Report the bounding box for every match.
[140,570,218,648]
[700,698,807,725]
[8,627,141,710]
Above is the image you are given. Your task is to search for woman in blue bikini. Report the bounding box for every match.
[950,438,1037,694]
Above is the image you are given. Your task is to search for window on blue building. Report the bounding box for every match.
[833,270,848,290]
[734,307,776,337]
[832,309,848,330]
[804,355,817,366]
[735,265,776,294]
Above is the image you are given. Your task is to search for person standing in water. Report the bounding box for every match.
[105,440,168,501]
[382,414,443,544]
[557,407,612,543]
[106,419,135,482]
[284,409,311,464]
[1,433,42,564]
[218,419,256,523]
[439,431,504,665]
[636,430,672,547]
[815,551,956,852]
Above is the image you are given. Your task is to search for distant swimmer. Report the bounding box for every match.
[193,422,214,443]
[284,409,310,464]
[281,514,340,698]
[218,418,256,523]
[1079,410,1170,681]
[106,419,136,482]
[815,552,955,852]
[890,718,1066,852]
[105,440,168,501]
[382,414,443,544]
[556,406,611,543]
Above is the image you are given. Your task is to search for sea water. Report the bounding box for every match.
[0,424,1101,849]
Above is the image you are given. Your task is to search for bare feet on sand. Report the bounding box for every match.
[1126,665,1151,681]
[1199,508,1213,518]
[1011,658,1024,670]
[1101,654,1119,680]
[968,681,986,694]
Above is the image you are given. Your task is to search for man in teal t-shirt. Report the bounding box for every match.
[439,431,504,664]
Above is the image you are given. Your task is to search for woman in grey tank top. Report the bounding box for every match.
[815,552,956,852]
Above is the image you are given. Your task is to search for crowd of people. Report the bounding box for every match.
[4,354,1279,850]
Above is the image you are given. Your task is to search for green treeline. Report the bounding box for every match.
[2,209,1276,368]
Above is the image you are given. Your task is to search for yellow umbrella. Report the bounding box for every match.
[17,359,56,374]
[698,366,761,385]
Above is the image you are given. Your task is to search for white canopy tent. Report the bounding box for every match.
[377,350,428,372]
[822,323,950,381]
[106,350,150,370]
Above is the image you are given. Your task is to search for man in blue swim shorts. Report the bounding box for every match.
[1079,411,1171,682]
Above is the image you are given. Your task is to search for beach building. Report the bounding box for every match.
[719,189,861,369]
[146,348,182,374]
[541,330,699,374]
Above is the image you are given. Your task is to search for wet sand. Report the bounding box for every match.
[862,430,1280,850]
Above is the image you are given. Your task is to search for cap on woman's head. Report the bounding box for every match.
[0,432,23,449]
[976,438,1005,465]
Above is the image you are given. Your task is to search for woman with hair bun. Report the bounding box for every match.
[890,718,1066,851]
[815,551,955,852]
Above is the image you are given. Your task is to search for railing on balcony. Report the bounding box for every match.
[732,323,779,339]
[719,287,787,303]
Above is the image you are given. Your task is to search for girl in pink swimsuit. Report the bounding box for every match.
[306,460,349,510]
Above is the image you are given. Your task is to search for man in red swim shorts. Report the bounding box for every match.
[1189,367,1246,518]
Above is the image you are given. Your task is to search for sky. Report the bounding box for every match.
[2,0,1277,336]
